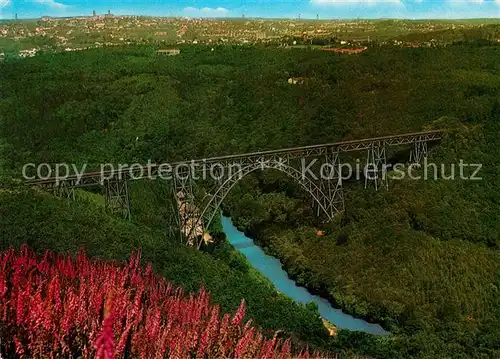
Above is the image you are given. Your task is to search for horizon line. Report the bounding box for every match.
[2,14,500,21]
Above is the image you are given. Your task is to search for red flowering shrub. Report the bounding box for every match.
[0,245,325,358]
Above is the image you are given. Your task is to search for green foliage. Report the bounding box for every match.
[1,43,500,358]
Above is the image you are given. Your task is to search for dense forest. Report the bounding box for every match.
[1,42,499,358]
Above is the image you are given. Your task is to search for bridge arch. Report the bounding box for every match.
[188,159,334,248]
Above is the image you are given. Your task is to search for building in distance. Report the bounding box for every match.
[157,49,181,56]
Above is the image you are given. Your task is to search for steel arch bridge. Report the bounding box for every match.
[171,155,344,248]
[26,130,444,249]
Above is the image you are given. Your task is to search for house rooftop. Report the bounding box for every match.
[157,49,180,55]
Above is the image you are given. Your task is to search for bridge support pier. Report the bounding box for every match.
[365,143,388,191]
[410,140,428,164]
[169,168,202,246]
[104,179,131,220]
[319,151,345,219]
[53,181,75,201]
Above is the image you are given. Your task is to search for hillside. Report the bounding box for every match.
[0,185,331,349]
[1,43,499,358]
[0,245,320,358]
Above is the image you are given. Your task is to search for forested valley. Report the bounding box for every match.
[1,42,499,358]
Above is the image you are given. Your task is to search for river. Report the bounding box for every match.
[221,216,390,336]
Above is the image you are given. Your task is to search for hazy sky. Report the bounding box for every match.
[1,0,500,19]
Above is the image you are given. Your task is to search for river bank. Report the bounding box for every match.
[221,215,390,336]
[244,224,397,331]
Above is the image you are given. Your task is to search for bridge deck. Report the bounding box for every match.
[26,129,444,186]
[175,129,443,165]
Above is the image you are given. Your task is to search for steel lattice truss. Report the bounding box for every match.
[104,179,131,220]
[27,130,443,248]
[171,155,344,248]
[53,180,76,201]
[365,142,389,191]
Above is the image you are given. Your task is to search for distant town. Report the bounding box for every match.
[1,13,499,60]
